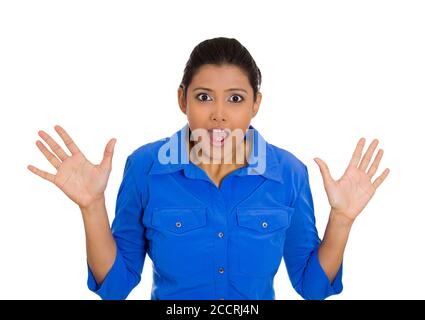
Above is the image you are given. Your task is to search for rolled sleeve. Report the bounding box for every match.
[86,154,147,300]
[87,249,133,299]
[283,164,343,300]
[303,247,343,299]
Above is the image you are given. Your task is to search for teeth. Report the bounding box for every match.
[211,129,227,141]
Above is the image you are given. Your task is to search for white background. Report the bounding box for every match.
[1,0,424,299]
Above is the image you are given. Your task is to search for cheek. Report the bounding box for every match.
[230,106,252,124]
[187,105,211,123]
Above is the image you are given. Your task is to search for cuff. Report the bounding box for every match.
[303,248,344,300]
[87,249,129,300]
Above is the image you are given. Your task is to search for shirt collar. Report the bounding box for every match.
[148,123,283,184]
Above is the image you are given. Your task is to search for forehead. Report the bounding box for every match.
[190,64,250,89]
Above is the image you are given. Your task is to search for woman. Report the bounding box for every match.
[27,37,390,300]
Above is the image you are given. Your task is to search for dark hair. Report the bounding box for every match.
[180,37,262,102]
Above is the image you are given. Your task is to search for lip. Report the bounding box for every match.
[207,128,230,136]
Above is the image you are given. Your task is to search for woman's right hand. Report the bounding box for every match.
[27,125,117,209]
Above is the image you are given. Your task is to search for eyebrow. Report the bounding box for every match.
[192,87,248,94]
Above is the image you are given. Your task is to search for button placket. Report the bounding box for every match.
[210,187,228,301]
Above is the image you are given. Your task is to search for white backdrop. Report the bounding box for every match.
[1,0,424,299]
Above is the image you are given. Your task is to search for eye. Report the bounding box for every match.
[196,93,213,102]
[229,94,244,103]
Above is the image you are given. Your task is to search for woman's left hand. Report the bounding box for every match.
[314,138,390,223]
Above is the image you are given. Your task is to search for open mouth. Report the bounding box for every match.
[208,128,230,147]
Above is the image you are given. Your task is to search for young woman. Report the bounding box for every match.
[27,37,390,300]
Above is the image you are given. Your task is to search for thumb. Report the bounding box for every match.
[313,157,334,185]
[100,138,117,170]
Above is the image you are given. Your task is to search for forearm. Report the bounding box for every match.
[80,196,117,286]
[318,209,353,283]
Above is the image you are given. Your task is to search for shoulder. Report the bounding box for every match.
[266,142,309,186]
[268,142,307,172]
[268,142,306,171]
[126,137,170,173]
[119,137,170,204]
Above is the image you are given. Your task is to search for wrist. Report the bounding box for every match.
[329,208,355,229]
[79,195,106,214]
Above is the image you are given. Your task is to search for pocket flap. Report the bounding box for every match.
[152,207,207,233]
[236,206,294,233]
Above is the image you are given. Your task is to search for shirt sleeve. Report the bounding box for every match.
[86,154,147,300]
[282,164,343,300]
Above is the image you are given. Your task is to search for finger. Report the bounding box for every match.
[36,140,61,169]
[100,138,116,170]
[38,130,69,161]
[372,168,390,189]
[54,125,81,155]
[367,149,384,178]
[27,164,55,183]
[348,137,366,168]
[314,157,334,185]
[359,139,379,171]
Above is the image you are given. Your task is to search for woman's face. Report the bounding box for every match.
[178,64,262,164]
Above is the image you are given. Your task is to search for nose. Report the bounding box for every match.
[210,104,227,123]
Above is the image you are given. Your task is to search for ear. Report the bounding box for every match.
[177,86,187,115]
[251,91,262,118]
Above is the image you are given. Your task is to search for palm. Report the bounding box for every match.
[54,153,111,208]
[28,125,117,209]
[314,138,390,221]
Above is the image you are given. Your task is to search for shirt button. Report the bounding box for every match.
[262,221,268,228]
[176,221,182,228]
[218,267,224,274]
[218,231,224,238]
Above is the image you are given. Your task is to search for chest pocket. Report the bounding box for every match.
[233,206,295,276]
[150,207,213,277]
[151,207,207,234]
[236,208,291,233]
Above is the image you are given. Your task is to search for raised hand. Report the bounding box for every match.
[314,138,390,222]
[27,125,117,209]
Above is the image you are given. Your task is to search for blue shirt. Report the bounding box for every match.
[87,123,343,300]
